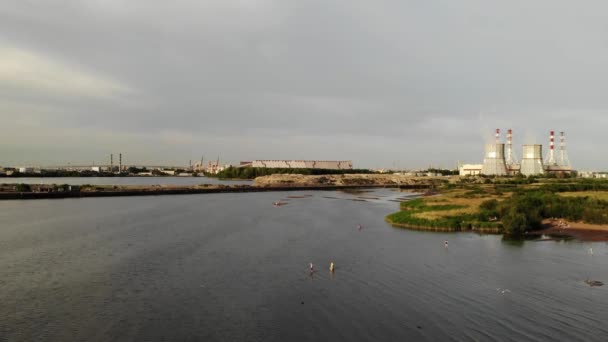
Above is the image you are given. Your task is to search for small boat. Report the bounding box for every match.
[585,279,604,287]
[273,201,288,207]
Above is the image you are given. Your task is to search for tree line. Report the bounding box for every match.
[478,191,608,237]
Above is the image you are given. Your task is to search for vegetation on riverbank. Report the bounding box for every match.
[386,195,503,233]
[386,178,608,238]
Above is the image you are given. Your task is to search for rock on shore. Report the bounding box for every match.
[253,174,452,187]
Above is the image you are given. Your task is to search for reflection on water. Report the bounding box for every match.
[0,189,606,341]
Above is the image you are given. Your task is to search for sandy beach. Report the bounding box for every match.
[531,219,608,242]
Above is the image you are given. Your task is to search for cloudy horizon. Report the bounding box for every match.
[1,1,607,170]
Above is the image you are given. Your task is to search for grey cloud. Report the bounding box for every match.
[0,0,607,168]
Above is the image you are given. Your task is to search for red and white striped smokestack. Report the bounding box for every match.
[507,129,512,145]
[495,129,500,144]
[547,130,556,165]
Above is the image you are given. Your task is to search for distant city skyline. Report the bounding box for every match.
[1,1,607,169]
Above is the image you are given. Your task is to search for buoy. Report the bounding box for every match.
[444,240,448,248]
[309,263,314,272]
[330,262,335,272]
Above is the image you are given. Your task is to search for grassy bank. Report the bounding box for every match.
[386,178,608,237]
[385,196,502,233]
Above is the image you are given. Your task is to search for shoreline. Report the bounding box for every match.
[384,217,502,234]
[0,183,430,200]
[386,217,608,242]
[528,220,608,242]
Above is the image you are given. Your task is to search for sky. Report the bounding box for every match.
[1,0,607,170]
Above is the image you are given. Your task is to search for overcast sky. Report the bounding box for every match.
[1,0,607,169]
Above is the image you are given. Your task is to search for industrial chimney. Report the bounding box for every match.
[505,128,520,174]
[545,130,557,166]
[559,131,571,168]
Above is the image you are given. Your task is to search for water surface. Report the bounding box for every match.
[0,189,606,341]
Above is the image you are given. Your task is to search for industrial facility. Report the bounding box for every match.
[191,157,227,174]
[240,160,353,170]
[460,129,573,176]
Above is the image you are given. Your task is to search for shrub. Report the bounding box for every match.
[501,209,528,237]
[15,183,32,192]
[480,199,498,211]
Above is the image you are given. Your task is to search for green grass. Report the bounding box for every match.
[387,198,501,232]
[400,199,465,211]
[559,191,608,201]
[387,178,608,235]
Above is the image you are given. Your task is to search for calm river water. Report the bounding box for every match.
[1,189,607,341]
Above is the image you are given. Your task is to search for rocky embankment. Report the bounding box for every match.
[253,174,451,187]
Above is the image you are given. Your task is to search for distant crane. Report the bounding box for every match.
[192,155,205,172]
[206,155,221,174]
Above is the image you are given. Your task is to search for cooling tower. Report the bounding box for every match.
[520,144,544,176]
[481,144,508,176]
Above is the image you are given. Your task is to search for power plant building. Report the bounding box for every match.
[459,164,483,176]
[250,160,352,170]
[467,128,574,176]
